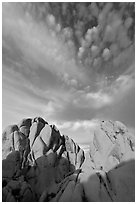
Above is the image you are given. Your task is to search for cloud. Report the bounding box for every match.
[124,17,133,29]
[46,63,134,127]
[91,45,99,58]
[57,119,98,131]
[3,2,134,82]
[75,3,134,78]
[112,44,134,70]
[47,14,56,27]
[86,91,112,106]
[96,68,135,127]
[55,119,98,146]
[2,3,88,86]
[72,120,98,131]
[89,3,99,18]
[102,48,111,61]
[2,63,67,129]
[73,90,112,109]
[54,68,135,143]
[2,2,135,145]
[97,86,135,127]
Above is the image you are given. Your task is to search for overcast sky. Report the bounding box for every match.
[2,2,135,149]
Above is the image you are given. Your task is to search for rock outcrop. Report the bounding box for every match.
[2,117,135,202]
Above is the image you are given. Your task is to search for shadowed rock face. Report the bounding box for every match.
[2,117,135,202]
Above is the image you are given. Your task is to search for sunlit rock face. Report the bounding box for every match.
[2,117,135,202]
[89,120,135,172]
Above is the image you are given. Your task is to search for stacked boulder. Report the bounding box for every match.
[2,118,135,201]
[2,117,85,201]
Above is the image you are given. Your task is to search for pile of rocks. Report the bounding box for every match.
[2,117,135,201]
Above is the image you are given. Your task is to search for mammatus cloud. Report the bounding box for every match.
[2,3,89,87]
[2,3,135,148]
[3,2,134,81]
[4,2,134,77]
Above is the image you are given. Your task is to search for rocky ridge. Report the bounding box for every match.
[2,117,135,201]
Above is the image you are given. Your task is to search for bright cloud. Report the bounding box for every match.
[57,119,98,131]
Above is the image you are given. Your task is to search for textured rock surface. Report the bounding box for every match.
[89,120,135,172]
[2,118,135,202]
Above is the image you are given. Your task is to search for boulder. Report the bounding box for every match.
[107,160,135,201]
[89,120,135,172]
[2,117,84,201]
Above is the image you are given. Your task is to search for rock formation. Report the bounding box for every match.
[2,117,135,202]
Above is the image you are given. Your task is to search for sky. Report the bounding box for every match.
[2,2,135,150]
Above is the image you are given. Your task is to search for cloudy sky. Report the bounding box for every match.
[2,2,135,150]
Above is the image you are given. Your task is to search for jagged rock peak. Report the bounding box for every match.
[2,117,85,201]
[2,117,135,202]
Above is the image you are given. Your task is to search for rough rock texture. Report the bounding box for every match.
[89,120,135,172]
[2,118,135,202]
